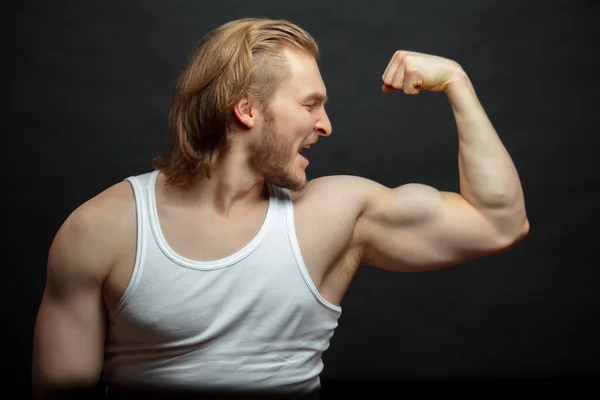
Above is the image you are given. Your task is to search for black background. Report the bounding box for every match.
[8,0,600,397]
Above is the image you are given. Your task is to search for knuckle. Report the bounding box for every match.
[405,65,417,75]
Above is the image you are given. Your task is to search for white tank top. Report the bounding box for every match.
[102,170,342,397]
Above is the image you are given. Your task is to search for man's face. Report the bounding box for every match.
[247,48,332,192]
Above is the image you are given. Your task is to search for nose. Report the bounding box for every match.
[315,109,332,137]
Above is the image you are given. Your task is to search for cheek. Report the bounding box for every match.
[270,108,313,148]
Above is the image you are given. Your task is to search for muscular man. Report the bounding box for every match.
[32,18,529,400]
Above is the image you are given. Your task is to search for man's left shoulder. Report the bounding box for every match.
[291,174,384,211]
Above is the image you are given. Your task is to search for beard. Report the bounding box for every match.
[247,107,307,192]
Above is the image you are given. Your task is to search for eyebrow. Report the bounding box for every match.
[303,93,328,105]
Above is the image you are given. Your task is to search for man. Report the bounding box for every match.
[32,17,529,400]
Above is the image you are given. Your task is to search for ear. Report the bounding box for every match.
[232,96,257,129]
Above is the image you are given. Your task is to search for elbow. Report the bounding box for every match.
[32,364,102,400]
[517,213,530,239]
[511,217,530,245]
[522,217,531,237]
[519,217,531,242]
[33,380,102,400]
[497,215,530,249]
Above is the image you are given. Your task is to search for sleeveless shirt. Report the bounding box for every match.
[102,170,342,397]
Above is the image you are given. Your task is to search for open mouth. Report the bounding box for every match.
[298,144,311,163]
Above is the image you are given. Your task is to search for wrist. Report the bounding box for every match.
[444,68,472,95]
[444,71,480,114]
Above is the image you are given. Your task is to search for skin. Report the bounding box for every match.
[246,102,313,192]
[32,46,529,398]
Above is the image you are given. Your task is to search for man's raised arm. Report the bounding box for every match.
[353,50,529,272]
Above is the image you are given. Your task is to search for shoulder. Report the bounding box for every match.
[70,180,136,236]
[291,174,389,212]
[48,180,136,280]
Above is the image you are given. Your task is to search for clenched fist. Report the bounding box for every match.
[381,50,466,95]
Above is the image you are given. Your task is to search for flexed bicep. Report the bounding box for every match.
[355,183,519,272]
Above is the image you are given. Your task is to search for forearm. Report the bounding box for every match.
[445,73,527,232]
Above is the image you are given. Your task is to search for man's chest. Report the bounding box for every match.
[104,190,362,314]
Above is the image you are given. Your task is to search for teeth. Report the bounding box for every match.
[303,145,310,149]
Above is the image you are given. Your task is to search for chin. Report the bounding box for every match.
[267,170,306,192]
[293,177,308,192]
[286,176,307,192]
[293,166,308,188]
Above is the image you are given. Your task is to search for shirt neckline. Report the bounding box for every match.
[148,170,276,270]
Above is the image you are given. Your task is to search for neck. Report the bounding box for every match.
[159,145,268,218]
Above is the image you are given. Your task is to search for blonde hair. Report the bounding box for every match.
[152,18,320,188]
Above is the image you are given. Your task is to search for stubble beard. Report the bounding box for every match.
[247,108,307,192]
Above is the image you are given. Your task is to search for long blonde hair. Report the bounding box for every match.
[152,18,319,188]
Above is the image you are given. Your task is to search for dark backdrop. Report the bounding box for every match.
[8,0,600,397]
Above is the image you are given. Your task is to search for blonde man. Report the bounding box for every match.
[32,17,529,400]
